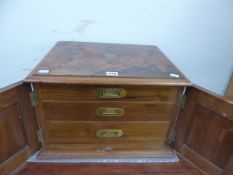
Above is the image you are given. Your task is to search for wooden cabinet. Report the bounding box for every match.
[0,42,232,175]
[24,42,190,152]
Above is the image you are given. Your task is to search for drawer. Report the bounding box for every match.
[42,101,176,121]
[46,121,169,146]
[37,84,180,102]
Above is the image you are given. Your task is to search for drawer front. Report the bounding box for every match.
[46,121,169,146]
[36,83,182,147]
[42,101,176,121]
[38,84,179,102]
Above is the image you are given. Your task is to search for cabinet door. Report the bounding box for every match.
[174,85,233,175]
[0,82,40,175]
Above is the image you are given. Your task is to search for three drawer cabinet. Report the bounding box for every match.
[25,41,191,159]
[36,84,181,146]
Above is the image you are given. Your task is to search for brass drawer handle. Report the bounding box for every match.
[96,107,125,116]
[96,129,123,138]
[96,88,126,98]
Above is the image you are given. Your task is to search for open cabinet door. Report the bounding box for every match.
[174,85,233,175]
[0,82,41,175]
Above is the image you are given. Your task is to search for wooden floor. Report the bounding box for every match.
[12,156,205,175]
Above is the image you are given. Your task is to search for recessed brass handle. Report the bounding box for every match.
[96,88,126,98]
[96,107,125,116]
[96,129,123,138]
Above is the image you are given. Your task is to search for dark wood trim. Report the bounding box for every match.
[225,72,233,100]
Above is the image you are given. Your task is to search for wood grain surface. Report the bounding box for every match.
[46,121,169,146]
[28,41,186,78]
[37,84,180,101]
[42,101,176,121]
[25,42,191,86]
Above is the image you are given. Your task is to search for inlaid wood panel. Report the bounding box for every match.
[25,42,191,86]
[28,41,186,79]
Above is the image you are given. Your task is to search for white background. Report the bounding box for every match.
[0,0,233,95]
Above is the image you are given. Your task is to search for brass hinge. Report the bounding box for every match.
[177,94,186,109]
[37,128,45,144]
[168,128,176,144]
[29,91,38,107]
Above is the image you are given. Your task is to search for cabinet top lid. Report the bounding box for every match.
[25,41,190,86]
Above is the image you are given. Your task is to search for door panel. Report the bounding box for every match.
[0,104,27,164]
[0,82,40,175]
[174,85,233,175]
